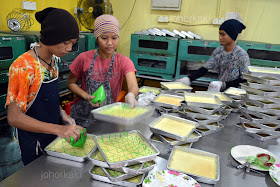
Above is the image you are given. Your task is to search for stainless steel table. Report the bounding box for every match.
[1,113,279,187]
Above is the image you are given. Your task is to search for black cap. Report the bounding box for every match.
[219,19,246,41]
[35,7,79,45]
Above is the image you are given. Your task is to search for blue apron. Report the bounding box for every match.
[18,78,60,166]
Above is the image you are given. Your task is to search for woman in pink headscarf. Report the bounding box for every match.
[67,15,138,127]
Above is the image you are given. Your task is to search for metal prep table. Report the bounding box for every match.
[1,112,279,187]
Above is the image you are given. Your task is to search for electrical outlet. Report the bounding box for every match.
[21,1,37,10]
[212,18,224,25]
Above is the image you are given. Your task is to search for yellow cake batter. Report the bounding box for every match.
[153,118,195,137]
[225,88,246,95]
[162,82,192,90]
[185,96,219,104]
[154,95,184,106]
[169,149,217,179]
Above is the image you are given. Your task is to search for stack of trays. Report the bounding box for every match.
[160,81,193,94]
[148,114,200,153]
[236,68,280,141]
[178,92,226,136]
[152,93,184,114]
[139,86,161,95]
[89,130,159,186]
[224,87,247,112]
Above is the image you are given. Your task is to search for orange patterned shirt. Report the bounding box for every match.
[6,51,59,112]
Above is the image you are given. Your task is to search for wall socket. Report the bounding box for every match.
[21,1,37,11]
[212,18,224,25]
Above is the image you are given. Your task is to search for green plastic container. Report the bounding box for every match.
[66,128,87,148]
[91,85,106,104]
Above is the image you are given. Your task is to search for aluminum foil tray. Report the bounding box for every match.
[91,102,155,125]
[196,91,232,105]
[149,114,198,141]
[155,105,178,114]
[241,84,280,97]
[89,165,146,186]
[178,110,222,126]
[243,72,280,85]
[139,86,161,95]
[224,87,247,99]
[182,111,222,121]
[240,108,274,122]
[196,124,224,136]
[246,105,280,116]
[184,92,223,109]
[93,130,159,168]
[152,94,184,109]
[160,81,193,92]
[247,94,280,105]
[89,147,156,175]
[149,134,193,154]
[248,66,280,78]
[247,82,280,92]
[45,134,95,162]
[243,96,280,110]
[241,121,280,132]
[167,146,220,184]
[179,103,223,115]
[155,131,201,146]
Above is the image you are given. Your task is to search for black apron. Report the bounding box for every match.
[70,51,116,127]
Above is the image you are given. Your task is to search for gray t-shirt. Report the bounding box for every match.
[204,44,250,82]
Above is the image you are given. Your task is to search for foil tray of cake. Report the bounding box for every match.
[241,83,280,97]
[242,95,280,110]
[240,107,278,122]
[44,134,96,162]
[151,93,184,109]
[149,114,199,141]
[184,92,223,109]
[93,130,160,169]
[160,81,193,92]
[241,121,280,133]
[167,146,220,184]
[247,66,280,78]
[89,165,146,185]
[247,94,280,105]
[224,87,247,99]
[154,105,178,114]
[247,82,280,92]
[91,102,155,125]
[178,110,222,126]
[243,72,280,85]
[246,105,280,116]
[154,131,201,146]
[89,146,156,175]
[149,134,194,155]
[195,91,232,105]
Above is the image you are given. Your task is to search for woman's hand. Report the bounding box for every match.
[57,124,85,143]
[125,92,138,108]
[86,95,102,107]
[60,110,76,125]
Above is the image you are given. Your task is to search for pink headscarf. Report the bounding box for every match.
[94,14,120,39]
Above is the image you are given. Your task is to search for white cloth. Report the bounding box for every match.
[208,81,223,92]
[177,77,191,86]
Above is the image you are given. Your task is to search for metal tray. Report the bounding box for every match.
[89,147,156,175]
[178,110,222,126]
[184,92,223,109]
[167,146,220,184]
[179,103,223,115]
[160,81,193,92]
[93,130,159,168]
[196,124,224,136]
[152,94,184,109]
[155,105,178,114]
[242,121,280,132]
[224,87,247,99]
[248,66,280,78]
[139,86,161,95]
[91,102,155,125]
[155,131,201,146]
[248,82,280,92]
[246,105,280,116]
[240,108,274,121]
[243,72,280,85]
[89,165,146,186]
[241,84,280,97]
[149,114,199,141]
[182,111,222,121]
[45,134,95,162]
[243,96,280,110]
[247,94,280,105]
[195,91,232,105]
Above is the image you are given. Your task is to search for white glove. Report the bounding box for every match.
[208,81,223,92]
[125,92,138,108]
[177,77,191,86]
[60,110,76,125]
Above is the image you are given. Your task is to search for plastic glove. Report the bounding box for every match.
[208,81,224,92]
[125,92,138,108]
[177,77,191,86]
[60,110,76,125]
